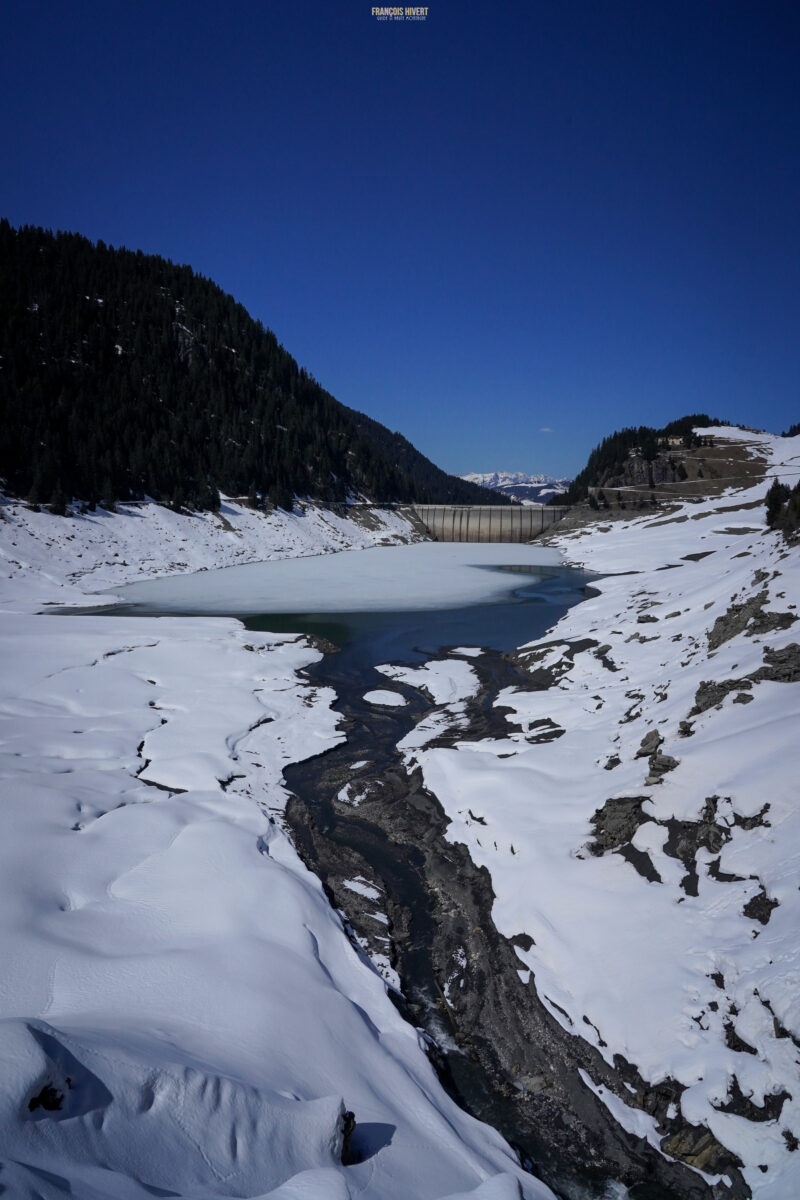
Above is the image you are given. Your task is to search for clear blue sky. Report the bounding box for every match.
[2,1,798,477]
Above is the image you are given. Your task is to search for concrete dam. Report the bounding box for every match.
[412,504,569,542]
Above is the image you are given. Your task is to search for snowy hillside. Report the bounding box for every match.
[3,426,800,1198]
[460,472,572,504]
[402,429,800,1199]
[0,500,547,1200]
[0,497,426,613]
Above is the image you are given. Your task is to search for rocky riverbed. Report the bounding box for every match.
[283,638,745,1200]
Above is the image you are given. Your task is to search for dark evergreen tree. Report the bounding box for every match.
[765,479,791,529]
[48,483,67,516]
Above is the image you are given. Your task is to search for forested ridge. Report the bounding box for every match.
[565,414,725,503]
[0,222,508,511]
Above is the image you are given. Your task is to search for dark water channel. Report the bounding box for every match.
[251,565,647,1200]
[243,563,593,671]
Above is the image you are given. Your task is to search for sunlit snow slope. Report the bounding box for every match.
[0,498,546,1200]
[401,429,800,1200]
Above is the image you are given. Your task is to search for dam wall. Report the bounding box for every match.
[412,504,569,542]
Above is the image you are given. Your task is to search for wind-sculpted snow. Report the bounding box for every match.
[402,429,800,1198]
[0,504,551,1198]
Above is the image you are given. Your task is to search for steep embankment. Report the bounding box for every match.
[384,428,800,1199]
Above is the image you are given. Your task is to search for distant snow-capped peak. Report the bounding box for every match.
[461,471,572,503]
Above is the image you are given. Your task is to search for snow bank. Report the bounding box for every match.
[377,657,480,705]
[364,689,408,706]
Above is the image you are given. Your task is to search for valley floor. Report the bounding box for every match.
[1,428,799,1199]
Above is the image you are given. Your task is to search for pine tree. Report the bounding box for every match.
[100,478,116,512]
[48,483,67,516]
[765,479,791,529]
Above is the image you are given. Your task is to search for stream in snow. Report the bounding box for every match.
[97,544,630,1198]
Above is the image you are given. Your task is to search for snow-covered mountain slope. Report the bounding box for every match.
[0,500,548,1200]
[0,496,422,613]
[460,473,572,504]
[401,428,800,1199]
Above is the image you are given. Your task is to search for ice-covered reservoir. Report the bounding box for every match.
[109,542,564,613]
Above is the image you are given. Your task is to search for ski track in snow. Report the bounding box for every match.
[0,497,546,1200]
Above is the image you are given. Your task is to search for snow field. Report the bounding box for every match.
[400,431,800,1198]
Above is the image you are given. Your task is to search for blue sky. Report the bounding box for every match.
[2,1,798,476]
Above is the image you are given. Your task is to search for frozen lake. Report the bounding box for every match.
[107,542,565,615]
[103,542,593,666]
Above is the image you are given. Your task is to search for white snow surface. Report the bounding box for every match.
[0,496,422,615]
[0,496,551,1199]
[108,541,562,614]
[363,689,408,706]
[404,429,800,1198]
[377,658,480,705]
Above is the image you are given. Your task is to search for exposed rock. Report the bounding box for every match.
[589,797,650,854]
[661,1127,741,1174]
[743,885,779,926]
[635,730,663,758]
[691,643,800,724]
[713,1076,788,1123]
[707,588,796,651]
[645,752,679,785]
[732,803,770,831]
[594,644,619,671]
[340,1109,358,1164]
[724,1021,758,1056]
[691,678,752,715]
[618,844,662,883]
[28,1082,63,1113]
[753,642,800,684]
